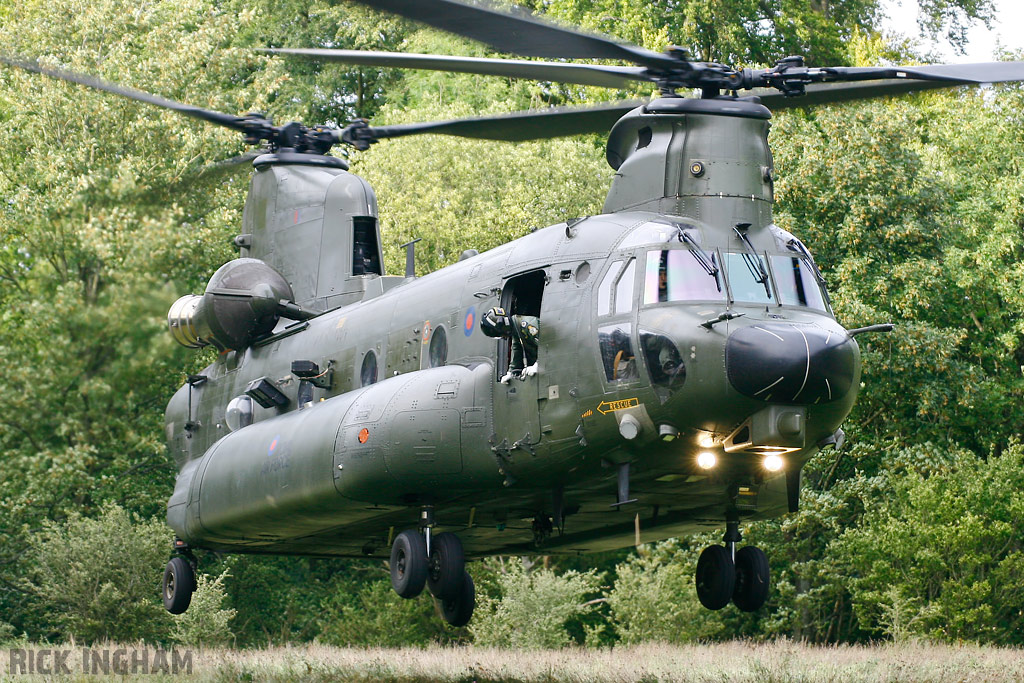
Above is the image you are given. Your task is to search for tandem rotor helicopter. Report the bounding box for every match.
[5,0,1024,628]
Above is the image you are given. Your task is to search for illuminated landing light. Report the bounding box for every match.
[763,454,785,472]
[697,452,717,470]
[699,436,715,449]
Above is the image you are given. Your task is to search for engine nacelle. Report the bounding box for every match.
[167,258,294,350]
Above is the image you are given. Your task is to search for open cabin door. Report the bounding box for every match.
[492,270,546,458]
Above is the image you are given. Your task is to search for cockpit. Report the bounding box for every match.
[594,219,844,406]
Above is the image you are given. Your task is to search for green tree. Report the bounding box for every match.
[530,0,993,65]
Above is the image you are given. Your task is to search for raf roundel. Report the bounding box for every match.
[464,306,476,337]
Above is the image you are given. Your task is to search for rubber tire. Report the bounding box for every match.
[162,557,195,615]
[439,570,475,627]
[732,545,770,612]
[390,529,428,599]
[695,544,735,611]
[426,532,466,601]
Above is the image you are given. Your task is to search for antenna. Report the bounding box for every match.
[400,238,423,278]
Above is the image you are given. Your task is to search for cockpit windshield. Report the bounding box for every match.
[723,252,774,305]
[644,248,831,310]
[643,250,725,303]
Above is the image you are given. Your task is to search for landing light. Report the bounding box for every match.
[697,452,717,470]
[699,436,715,449]
[763,454,785,472]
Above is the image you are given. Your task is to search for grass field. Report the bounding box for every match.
[28,640,1013,682]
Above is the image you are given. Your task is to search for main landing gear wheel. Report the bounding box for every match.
[439,570,475,627]
[427,532,465,601]
[390,529,428,598]
[695,544,735,610]
[162,556,195,615]
[732,545,770,612]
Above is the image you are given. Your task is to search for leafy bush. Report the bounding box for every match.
[833,445,1024,644]
[606,540,722,644]
[26,504,171,643]
[171,570,236,647]
[317,577,449,647]
[470,558,603,649]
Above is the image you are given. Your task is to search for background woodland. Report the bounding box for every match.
[1,0,1022,648]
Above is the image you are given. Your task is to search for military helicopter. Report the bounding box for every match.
[5,0,1024,628]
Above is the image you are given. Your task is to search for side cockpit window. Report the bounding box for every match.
[772,255,829,311]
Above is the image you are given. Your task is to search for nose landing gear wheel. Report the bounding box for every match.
[427,532,465,601]
[695,544,735,610]
[732,545,770,612]
[162,556,195,614]
[390,529,428,598]
[439,570,475,627]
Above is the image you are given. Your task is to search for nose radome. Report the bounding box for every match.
[726,323,857,404]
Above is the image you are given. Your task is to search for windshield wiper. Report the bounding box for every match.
[677,228,722,291]
[733,225,771,298]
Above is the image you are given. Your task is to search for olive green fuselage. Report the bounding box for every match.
[165,98,859,558]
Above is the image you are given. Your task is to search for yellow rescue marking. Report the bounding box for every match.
[467,507,476,529]
[634,513,641,547]
[386,526,394,547]
[597,398,639,414]
[581,409,594,419]
[335,316,347,330]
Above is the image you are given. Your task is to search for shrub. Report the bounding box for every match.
[470,557,603,649]
[27,504,172,643]
[171,570,236,647]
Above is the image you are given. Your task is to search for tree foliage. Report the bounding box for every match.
[1,0,1022,648]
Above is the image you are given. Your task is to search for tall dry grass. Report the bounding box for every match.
[185,640,1022,682]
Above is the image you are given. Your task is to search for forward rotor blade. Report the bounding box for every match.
[0,54,250,132]
[365,100,644,142]
[346,0,674,69]
[261,48,650,89]
[757,61,1024,109]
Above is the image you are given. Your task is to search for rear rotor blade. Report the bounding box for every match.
[195,151,264,181]
[0,54,253,133]
[261,48,650,89]
[346,0,674,69]
[364,100,645,142]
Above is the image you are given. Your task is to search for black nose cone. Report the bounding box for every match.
[726,323,857,404]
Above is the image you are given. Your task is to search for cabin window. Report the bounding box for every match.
[352,216,382,276]
[360,350,378,386]
[771,255,828,311]
[428,325,448,368]
[224,395,254,431]
[723,252,774,305]
[643,250,725,304]
[598,323,638,382]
